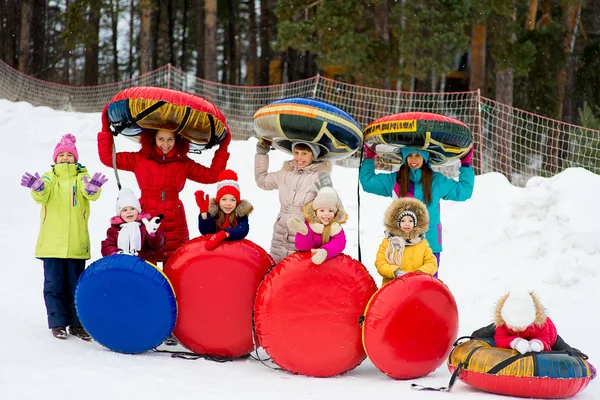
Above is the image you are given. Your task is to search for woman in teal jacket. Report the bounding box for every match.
[359,146,474,275]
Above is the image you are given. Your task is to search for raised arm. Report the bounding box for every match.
[359,158,395,197]
[97,131,138,172]
[254,153,279,190]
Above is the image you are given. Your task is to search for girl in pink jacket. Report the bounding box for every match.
[286,187,347,264]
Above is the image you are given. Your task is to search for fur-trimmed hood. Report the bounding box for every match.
[494,291,548,328]
[383,197,429,240]
[282,160,331,174]
[301,202,347,236]
[207,198,253,218]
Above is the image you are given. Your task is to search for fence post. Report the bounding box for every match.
[476,89,483,175]
[167,64,172,89]
[312,74,320,99]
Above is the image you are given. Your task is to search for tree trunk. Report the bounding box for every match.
[1,0,19,68]
[30,0,46,78]
[18,0,33,73]
[496,68,514,179]
[545,2,581,172]
[204,0,217,81]
[63,0,70,83]
[247,0,258,85]
[156,0,170,67]
[180,0,188,70]
[84,1,100,85]
[128,0,135,78]
[469,24,486,92]
[167,0,175,66]
[226,0,238,84]
[259,0,272,85]
[538,0,551,27]
[140,0,156,74]
[374,0,390,89]
[525,0,538,30]
[110,0,120,82]
[196,0,205,78]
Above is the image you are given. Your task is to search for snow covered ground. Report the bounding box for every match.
[0,99,598,399]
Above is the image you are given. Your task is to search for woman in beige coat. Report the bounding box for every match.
[255,141,332,263]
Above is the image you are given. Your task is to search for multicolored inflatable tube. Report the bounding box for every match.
[253,98,363,161]
[447,338,594,398]
[106,86,228,152]
[364,111,473,165]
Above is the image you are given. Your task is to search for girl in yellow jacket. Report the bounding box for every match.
[375,197,438,286]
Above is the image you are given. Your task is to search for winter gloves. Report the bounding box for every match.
[83,173,108,195]
[461,146,474,167]
[205,231,229,250]
[256,138,272,155]
[142,214,164,236]
[287,217,308,235]
[510,338,545,355]
[314,171,333,191]
[21,172,44,192]
[311,249,327,265]
[21,171,108,194]
[101,103,113,134]
[218,131,232,152]
[195,190,210,213]
[364,144,377,160]
[394,269,406,278]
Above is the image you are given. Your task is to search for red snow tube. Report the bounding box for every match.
[364,111,473,165]
[163,237,273,359]
[447,338,595,398]
[362,272,459,379]
[106,86,229,151]
[254,252,377,377]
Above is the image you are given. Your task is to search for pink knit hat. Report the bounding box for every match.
[53,134,79,163]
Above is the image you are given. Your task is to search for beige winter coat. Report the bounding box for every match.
[255,154,332,263]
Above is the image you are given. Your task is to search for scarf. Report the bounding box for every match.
[118,221,142,255]
[384,230,424,265]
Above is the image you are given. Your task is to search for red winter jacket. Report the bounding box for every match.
[100,213,167,265]
[98,131,229,262]
[494,317,558,351]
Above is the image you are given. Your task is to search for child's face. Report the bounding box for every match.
[316,207,335,225]
[156,129,175,154]
[399,216,415,232]
[293,148,314,168]
[219,194,237,214]
[406,153,424,169]
[120,206,139,222]
[55,152,76,164]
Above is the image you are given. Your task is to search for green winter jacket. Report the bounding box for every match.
[31,163,101,259]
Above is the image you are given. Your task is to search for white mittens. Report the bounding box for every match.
[311,249,327,265]
[287,217,308,235]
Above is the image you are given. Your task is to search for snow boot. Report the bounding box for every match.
[51,327,67,340]
[164,334,178,346]
[69,326,92,341]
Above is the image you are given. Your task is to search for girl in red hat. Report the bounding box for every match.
[195,169,253,250]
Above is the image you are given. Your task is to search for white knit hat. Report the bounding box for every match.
[313,187,340,213]
[116,188,141,215]
[292,141,321,159]
[501,290,536,329]
[399,210,417,227]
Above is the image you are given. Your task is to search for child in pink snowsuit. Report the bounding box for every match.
[286,187,347,264]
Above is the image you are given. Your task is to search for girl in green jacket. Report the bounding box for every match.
[20,134,107,341]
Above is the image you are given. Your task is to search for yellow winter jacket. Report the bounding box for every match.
[375,237,438,286]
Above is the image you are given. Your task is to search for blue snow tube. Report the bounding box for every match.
[75,254,177,354]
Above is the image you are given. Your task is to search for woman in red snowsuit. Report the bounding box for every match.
[97,116,230,263]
